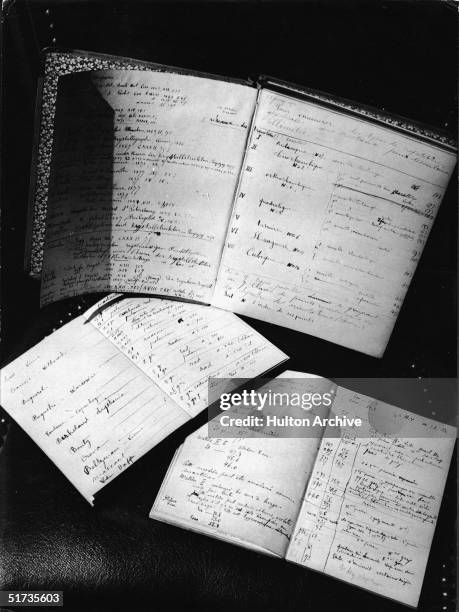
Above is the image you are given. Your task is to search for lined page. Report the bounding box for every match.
[0,316,188,504]
[212,89,457,356]
[89,296,287,417]
[151,424,319,557]
[41,69,257,306]
[286,387,456,606]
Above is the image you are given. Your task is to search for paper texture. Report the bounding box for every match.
[212,89,457,356]
[0,297,286,502]
[40,69,256,305]
[286,386,456,607]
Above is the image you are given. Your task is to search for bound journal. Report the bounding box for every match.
[27,50,457,357]
[0,295,286,504]
[150,372,456,608]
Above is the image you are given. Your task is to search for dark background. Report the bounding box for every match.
[1,2,457,611]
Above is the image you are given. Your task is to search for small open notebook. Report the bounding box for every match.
[150,372,456,608]
[27,49,457,357]
[0,295,286,504]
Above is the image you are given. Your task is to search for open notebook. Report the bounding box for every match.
[0,295,286,504]
[150,371,456,608]
[26,49,457,357]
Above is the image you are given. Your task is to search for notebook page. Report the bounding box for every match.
[0,316,188,504]
[88,296,288,417]
[40,69,257,306]
[150,423,319,557]
[286,386,456,606]
[150,372,336,555]
[212,89,457,356]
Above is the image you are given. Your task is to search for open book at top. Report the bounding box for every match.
[150,371,457,608]
[33,53,457,357]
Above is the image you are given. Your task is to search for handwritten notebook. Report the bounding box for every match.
[150,371,456,607]
[0,295,286,504]
[27,49,457,357]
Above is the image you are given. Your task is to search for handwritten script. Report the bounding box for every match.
[0,297,285,502]
[41,70,256,305]
[212,90,457,356]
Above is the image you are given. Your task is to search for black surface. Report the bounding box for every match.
[1,2,457,611]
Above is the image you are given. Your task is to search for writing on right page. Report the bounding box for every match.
[212,89,457,356]
[285,386,456,607]
[88,296,287,417]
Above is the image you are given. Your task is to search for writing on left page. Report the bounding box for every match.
[0,316,188,504]
[150,372,330,556]
[40,69,257,306]
[151,425,320,557]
